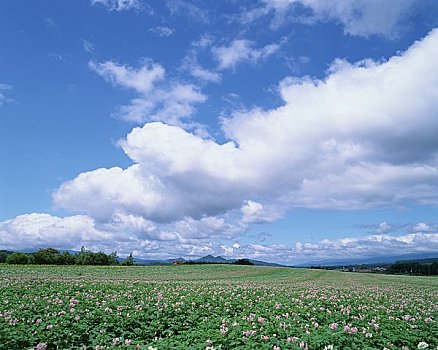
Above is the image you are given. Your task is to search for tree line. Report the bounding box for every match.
[184,258,255,266]
[0,247,134,266]
[387,261,438,275]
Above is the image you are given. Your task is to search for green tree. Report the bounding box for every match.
[32,248,63,264]
[233,258,254,266]
[121,253,134,266]
[0,250,13,263]
[6,252,34,264]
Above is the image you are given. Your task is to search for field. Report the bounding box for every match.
[0,265,437,350]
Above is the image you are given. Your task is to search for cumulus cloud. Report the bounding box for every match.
[259,0,419,38]
[89,60,206,125]
[1,213,437,264]
[55,29,438,234]
[0,213,116,251]
[212,39,282,70]
[54,124,250,222]
[91,0,140,11]
[0,212,240,259]
[241,200,282,224]
[292,232,438,263]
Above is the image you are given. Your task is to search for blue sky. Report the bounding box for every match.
[1,0,438,264]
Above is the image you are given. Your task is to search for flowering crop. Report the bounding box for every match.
[0,265,436,349]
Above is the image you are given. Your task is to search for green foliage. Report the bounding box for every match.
[0,250,13,263]
[4,247,119,266]
[76,247,119,266]
[121,252,134,266]
[389,261,438,275]
[32,248,65,265]
[233,258,254,265]
[5,252,34,264]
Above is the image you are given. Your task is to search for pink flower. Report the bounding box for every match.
[313,322,319,328]
[329,322,338,330]
[112,337,119,345]
[299,341,308,349]
[258,316,265,323]
[125,339,132,346]
[36,343,47,350]
[242,330,256,337]
[35,319,43,324]
[74,316,80,321]
[46,324,53,330]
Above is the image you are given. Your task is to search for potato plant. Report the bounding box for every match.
[0,265,436,349]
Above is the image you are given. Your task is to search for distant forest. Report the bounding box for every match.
[0,247,134,266]
[0,248,254,267]
[1,248,437,275]
[387,260,438,275]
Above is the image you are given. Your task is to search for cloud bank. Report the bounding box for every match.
[1,213,437,264]
[56,29,438,225]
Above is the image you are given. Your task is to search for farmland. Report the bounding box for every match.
[0,265,437,349]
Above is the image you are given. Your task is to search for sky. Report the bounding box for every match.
[1,0,438,265]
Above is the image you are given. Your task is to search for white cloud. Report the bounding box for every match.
[149,26,174,37]
[91,0,140,11]
[292,232,438,263]
[56,29,438,231]
[0,213,116,251]
[412,222,431,232]
[180,36,222,83]
[89,60,206,125]
[261,0,418,38]
[166,0,209,23]
[89,60,165,94]
[0,84,13,107]
[82,40,96,54]
[212,39,281,70]
[1,213,437,264]
[181,54,222,83]
[241,200,282,224]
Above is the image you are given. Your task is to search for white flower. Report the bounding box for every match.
[417,342,429,349]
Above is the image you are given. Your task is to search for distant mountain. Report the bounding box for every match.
[192,255,285,267]
[132,254,286,267]
[296,252,438,267]
[196,255,228,263]
[132,258,170,265]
